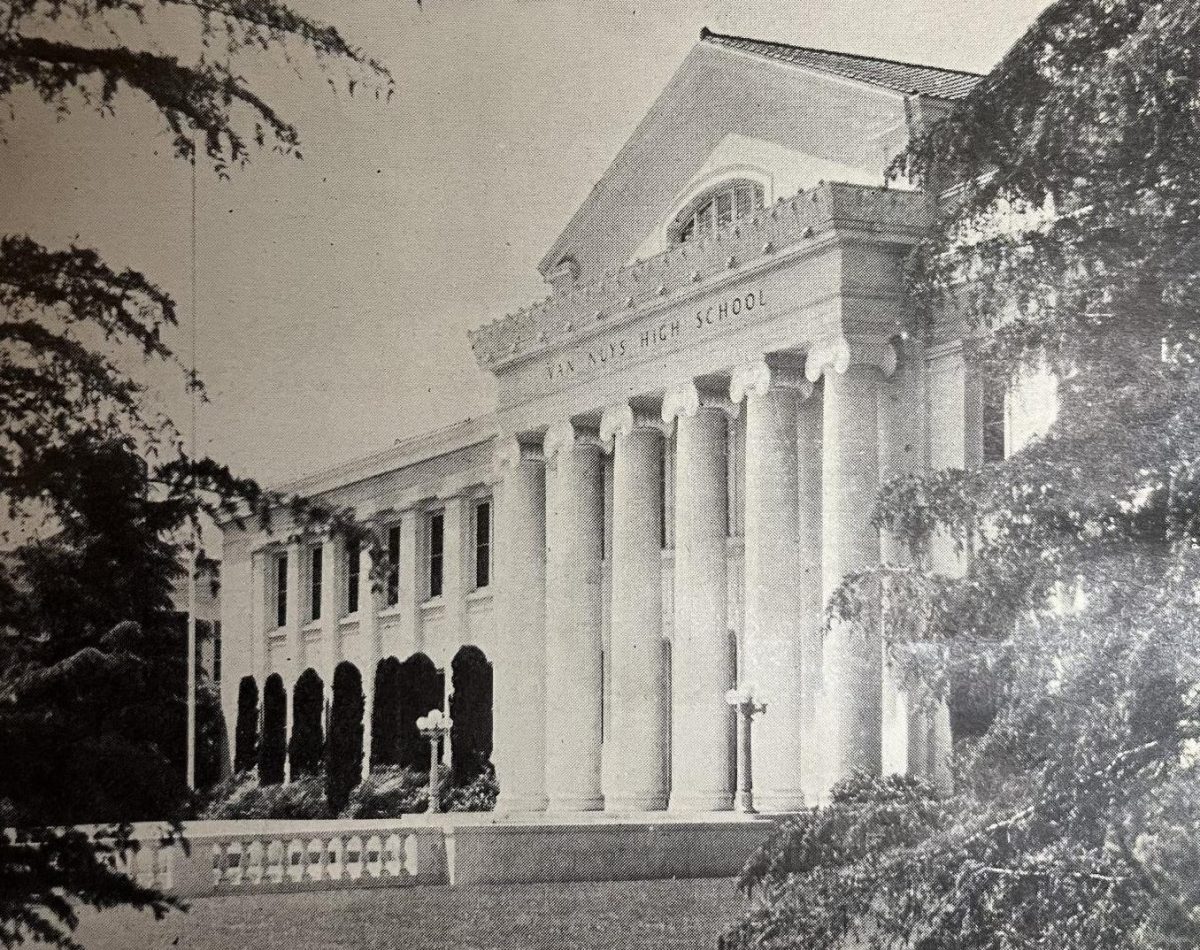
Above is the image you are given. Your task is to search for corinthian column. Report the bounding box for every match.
[806,335,897,793]
[492,438,548,812]
[663,382,733,812]
[600,404,668,811]
[730,358,812,812]
[543,421,605,811]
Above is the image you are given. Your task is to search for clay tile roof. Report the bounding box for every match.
[700,27,982,101]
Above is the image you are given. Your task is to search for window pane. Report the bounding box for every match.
[346,539,360,615]
[310,546,322,622]
[276,553,288,628]
[429,512,444,598]
[715,190,733,227]
[386,525,400,607]
[475,501,491,589]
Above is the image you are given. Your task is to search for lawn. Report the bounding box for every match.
[68,877,747,950]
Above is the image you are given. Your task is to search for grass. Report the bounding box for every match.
[70,877,746,950]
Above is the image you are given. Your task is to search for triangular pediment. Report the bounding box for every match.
[539,31,975,286]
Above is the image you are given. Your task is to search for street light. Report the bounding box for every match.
[416,708,452,813]
[726,683,767,814]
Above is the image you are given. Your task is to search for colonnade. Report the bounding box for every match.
[492,335,925,814]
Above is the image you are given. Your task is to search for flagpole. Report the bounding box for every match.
[186,141,199,791]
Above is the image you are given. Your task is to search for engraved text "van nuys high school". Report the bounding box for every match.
[545,287,766,381]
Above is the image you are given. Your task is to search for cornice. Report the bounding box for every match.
[470,182,931,373]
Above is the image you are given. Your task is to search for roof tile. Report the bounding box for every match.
[701,28,981,101]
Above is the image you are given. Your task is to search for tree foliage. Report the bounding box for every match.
[325,660,363,815]
[287,667,323,778]
[734,1,1200,947]
[0,1,394,947]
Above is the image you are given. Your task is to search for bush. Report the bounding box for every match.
[201,771,330,820]
[259,673,287,785]
[445,765,498,812]
[326,661,364,815]
[288,668,324,778]
[341,766,432,818]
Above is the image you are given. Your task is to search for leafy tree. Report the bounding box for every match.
[233,675,259,773]
[731,1,1200,947]
[288,668,324,778]
[449,645,493,786]
[326,661,364,815]
[258,673,287,786]
[369,655,402,770]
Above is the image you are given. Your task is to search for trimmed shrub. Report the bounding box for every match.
[325,661,364,815]
[450,645,493,786]
[288,668,324,778]
[369,656,402,769]
[397,652,441,769]
[258,673,287,785]
[233,676,259,773]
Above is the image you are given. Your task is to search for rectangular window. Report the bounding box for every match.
[474,500,492,589]
[213,621,221,682]
[345,538,360,615]
[310,545,323,622]
[428,510,444,599]
[386,524,401,607]
[275,552,288,628]
[982,365,1007,463]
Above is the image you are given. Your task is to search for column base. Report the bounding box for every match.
[668,791,733,813]
[495,792,549,814]
[546,793,605,812]
[604,792,668,812]
[752,790,808,814]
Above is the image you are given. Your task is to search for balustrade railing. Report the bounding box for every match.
[110,821,449,896]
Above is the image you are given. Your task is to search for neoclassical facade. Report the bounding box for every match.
[219,30,1050,813]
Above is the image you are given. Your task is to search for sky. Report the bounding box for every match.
[0,0,1053,488]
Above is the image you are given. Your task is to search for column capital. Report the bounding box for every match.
[729,358,813,405]
[492,436,544,480]
[661,381,735,427]
[543,420,602,462]
[598,403,667,449]
[804,335,898,383]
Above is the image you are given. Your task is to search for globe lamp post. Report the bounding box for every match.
[416,708,452,813]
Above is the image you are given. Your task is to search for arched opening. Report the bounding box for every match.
[259,673,286,785]
[450,645,493,786]
[326,661,364,814]
[396,652,442,770]
[667,179,764,245]
[288,668,324,778]
[233,675,259,774]
[369,656,402,770]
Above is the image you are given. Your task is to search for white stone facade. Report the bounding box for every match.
[218,31,1055,812]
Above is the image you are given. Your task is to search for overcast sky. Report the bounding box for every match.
[0,0,1052,487]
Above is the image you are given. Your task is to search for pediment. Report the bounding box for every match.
[539,37,941,287]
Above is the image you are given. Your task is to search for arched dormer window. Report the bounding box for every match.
[669,179,764,245]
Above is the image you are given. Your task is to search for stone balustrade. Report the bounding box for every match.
[468,181,930,370]
[106,820,450,896]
